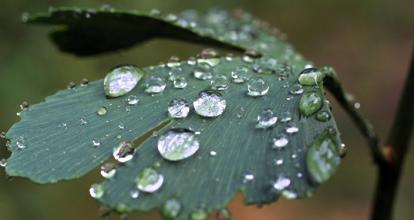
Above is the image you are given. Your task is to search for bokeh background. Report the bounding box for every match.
[0,0,413,220]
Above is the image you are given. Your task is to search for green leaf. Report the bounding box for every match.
[6,7,344,219]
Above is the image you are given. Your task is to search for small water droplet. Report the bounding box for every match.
[130,189,140,199]
[100,163,116,178]
[20,101,29,111]
[256,109,277,129]
[210,74,229,90]
[149,8,161,16]
[191,209,208,220]
[289,84,304,95]
[89,184,104,199]
[210,151,217,156]
[193,91,226,118]
[21,12,30,22]
[274,159,284,166]
[299,92,323,117]
[243,173,255,183]
[104,65,144,98]
[280,112,292,122]
[216,208,232,220]
[144,76,166,94]
[285,122,299,134]
[354,102,361,109]
[282,190,298,199]
[96,107,108,116]
[157,128,199,161]
[298,68,323,86]
[127,95,139,105]
[0,158,8,167]
[92,139,101,147]
[272,134,289,148]
[113,142,135,163]
[118,122,125,130]
[231,67,250,83]
[80,118,88,125]
[16,136,26,149]
[162,198,181,219]
[168,99,190,118]
[67,81,76,89]
[247,77,269,97]
[193,63,213,80]
[136,167,164,193]
[273,176,291,191]
[316,111,331,122]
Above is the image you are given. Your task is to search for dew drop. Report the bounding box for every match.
[210,74,229,90]
[130,189,140,199]
[282,190,298,199]
[191,209,208,220]
[136,167,164,193]
[193,63,213,80]
[80,118,88,125]
[100,163,116,179]
[243,173,254,183]
[0,158,7,167]
[298,68,323,86]
[289,84,304,95]
[273,176,291,191]
[193,91,226,118]
[231,67,250,83]
[285,122,299,134]
[272,134,289,148]
[210,151,217,156]
[161,198,181,219]
[104,65,144,98]
[89,184,104,199]
[96,107,108,116]
[144,76,166,94]
[113,142,135,163]
[92,139,101,147]
[216,208,232,220]
[256,109,277,129]
[168,99,190,118]
[16,136,26,149]
[173,76,188,89]
[20,101,29,111]
[157,128,199,161]
[280,112,292,122]
[247,77,269,97]
[127,95,139,105]
[316,111,331,122]
[299,92,323,117]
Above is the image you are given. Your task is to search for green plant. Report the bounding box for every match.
[2,7,412,220]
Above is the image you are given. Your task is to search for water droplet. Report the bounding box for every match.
[354,102,361,109]
[113,142,135,163]
[118,122,125,130]
[231,67,250,83]
[80,118,88,126]
[100,163,116,178]
[193,63,213,80]
[21,12,30,22]
[168,99,190,118]
[247,77,269,97]
[289,84,304,95]
[127,95,139,105]
[316,111,331,122]
[298,68,323,86]
[80,78,89,86]
[306,132,341,183]
[167,56,181,68]
[273,176,291,191]
[16,136,26,149]
[67,81,76,89]
[168,67,182,81]
[282,190,298,199]
[339,143,347,158]
[280,112,292,122]
[256,109,277,129]
[161,198,181,219]
[144,76,166,94]
[210,74,229,90]
[193,91,226,118]
[216,208,232,220]
[157,128,199,161]
[198,58,220,67]
[96,107,107,116]
[89,184,104,199]
[20,101,29,111]
[0,158,7,167]
[136,167,164,193]
[130,189,140,199]
[92,139,101,147]
[299,92,323,117]
[104,65,144,98]
[243,173,254,183]
[285,122,299,134]
[191,209,208,220]
[210,151,217,156]
[149,8,161,16]
[171,76,187,89]
[242,55,254,63]
[272,134,289,148]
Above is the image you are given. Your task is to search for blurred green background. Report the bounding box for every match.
[0,0,413,219]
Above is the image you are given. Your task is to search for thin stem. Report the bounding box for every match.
[370,50,414,220]
[323,68,386,165]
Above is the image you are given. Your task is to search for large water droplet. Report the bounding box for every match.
[273,176,291,191]
[299,92,323,117]
[231,67,250,83]
[168,99,190,118]
[191,209,208,220]
[89,184,104,199]
[104,65,144,98]
[113,142,135,163]
[193,91,226,117]
[298,68,323,86]
[272,134,289,148]
[161,198,181,219]
[157,128,200,161]
[100,163,116,179]
[247,77,269,97]
[145,76,167,94]
[210,74,229,90]
[136,167,164,193]
[306,132,340,183]
[256,109,277,129]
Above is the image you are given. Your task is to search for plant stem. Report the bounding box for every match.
[370,50,414,220]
